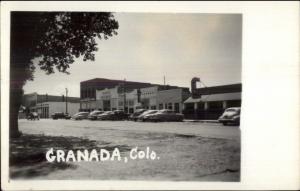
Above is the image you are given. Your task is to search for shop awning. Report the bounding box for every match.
[184,92,241,103]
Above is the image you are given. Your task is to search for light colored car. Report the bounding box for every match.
[88,110,104,120]
[144,109,184,122]
[137,110,158,121]
[72,112,89,120]
[218,107,241,126]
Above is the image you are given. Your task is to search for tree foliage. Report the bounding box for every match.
[10,12,119,87]
[10,12,118,138]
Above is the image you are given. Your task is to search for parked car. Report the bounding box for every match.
[144,109,184,122]
[97,110,129,121]
[218,107,241,125]
[27,112,40,120]
[88,110,104,120]
[51,112,71,120]
[129,109,148,121]
[72,112,89,120]
[137,110,158,121]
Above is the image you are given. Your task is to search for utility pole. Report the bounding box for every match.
[65,88,68,114]
[123,79,126,113]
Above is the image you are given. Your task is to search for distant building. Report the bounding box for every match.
[36,101,80,118]
[183,83,242,120]
[22,92,80,118]
[95,85,190,113]
[80,78,188,112]
[80,78,154,111]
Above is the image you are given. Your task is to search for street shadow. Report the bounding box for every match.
[9,133,131,179]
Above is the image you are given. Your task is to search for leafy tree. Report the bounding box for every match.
[10,12,118,137]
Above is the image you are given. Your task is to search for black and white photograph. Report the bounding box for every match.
[9,11,242,181]
[1,1,299,190]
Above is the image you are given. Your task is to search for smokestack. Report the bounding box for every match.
[191,77,200,98]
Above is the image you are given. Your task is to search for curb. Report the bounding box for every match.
[183,120,219,123]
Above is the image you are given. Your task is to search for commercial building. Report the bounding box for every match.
[95,85,190,113]
[80,78,188,112]
[183,83,242,120]
[80,78,154,111]
[22,92,80,118]
[35,101,80,118]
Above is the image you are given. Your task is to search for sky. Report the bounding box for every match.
[23,13,242,97]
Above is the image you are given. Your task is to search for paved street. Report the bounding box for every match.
[11,119,240,181]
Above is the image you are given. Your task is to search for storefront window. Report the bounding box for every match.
[168,103,173,110]
[159,104,163,110]
[174,103,180,113]
[151,106,156,110]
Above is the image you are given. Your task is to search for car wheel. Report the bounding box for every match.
[222,122,227,126]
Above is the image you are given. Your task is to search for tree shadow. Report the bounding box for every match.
[9,133,131,179]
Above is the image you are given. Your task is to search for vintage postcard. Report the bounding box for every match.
[1,1,299,190]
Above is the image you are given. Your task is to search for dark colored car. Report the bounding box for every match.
[129,109,147,121]
[27,112,40,120]
[218,107,241,126]
[72,112,89,120]
[88,110,104,120]
[97,110,129,121]
[51,112,71,120]
[144,109,184,122]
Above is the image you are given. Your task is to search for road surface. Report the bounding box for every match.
[10,119,240,181]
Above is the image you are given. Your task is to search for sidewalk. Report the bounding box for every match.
[183,119,219,123]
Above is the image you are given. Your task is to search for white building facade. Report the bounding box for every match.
[96,86,190,113]
[36,101,80,118]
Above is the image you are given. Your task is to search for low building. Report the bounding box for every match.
[95,85,190,113]
[22,92,80,118]
[140,86,190,113]
[35,101,80,118]
[80,78,155,112]
[81,78,189,112]
[183,83,242,120]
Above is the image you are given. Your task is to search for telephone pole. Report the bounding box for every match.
[123,79,126,113]
[65,88,68,114]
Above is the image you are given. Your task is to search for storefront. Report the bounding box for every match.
[183,92,241,120]
[95,85,190,114]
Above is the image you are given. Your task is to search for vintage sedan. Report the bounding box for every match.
[97,110,128,121]
[72,112,89,120]
[143,109,184,122]
[88,110,104,120]
[137,110,158,121]
[27,112,40,120]
[218,107,241,125]
[51,112,71,120]
[129,109,148,121]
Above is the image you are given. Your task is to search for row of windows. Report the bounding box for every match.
[118,100,135,106]
[185,100,241,110]
[82,89,159,99]
[81,88,96,99]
